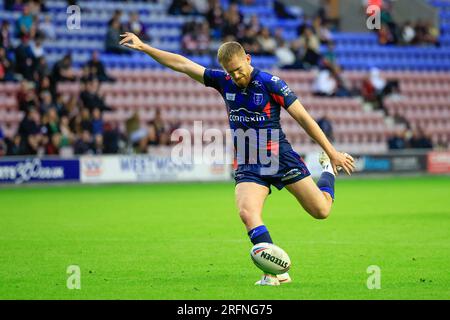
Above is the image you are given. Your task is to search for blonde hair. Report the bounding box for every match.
[217,42,246,65]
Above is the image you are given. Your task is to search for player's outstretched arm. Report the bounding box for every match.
[119,32,206,84]
[286,100,355,175]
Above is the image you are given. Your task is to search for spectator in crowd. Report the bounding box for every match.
[103,121,121,154]
[181,21,211,55]
[15,35,35,81]
[378,23,395,45]
[317,113,334,141]
[0,125,5,156]
[207,0,224,34]
[409,127,433,149]
[85,50,116,82]
[17,80,39,112]
[222,3,243,39]
[274,0,297,19]
[34,56,49,81]
[107,9,124,30]
[39,15,56,40]
[275,39,298,69]
[5,135,23,155]
[16,3,35,38]
[59,115,75,150]
[239,26,261,55]
[257,27,277,55]
[50,53,76,83]
[388,128,407,150]
[168,0,199,16]
[400,21,415,45]
[126,111,148,152]
[0,47,15,81]
[0,21,13,51]
[74,129,96,154]
[125,12,150,42]
[39,90,55,115]
[294,26,321,68]
[30,35,45,60]
[80,79,112,113]
[313,68,336,96]
[105,17,130,54]
[18,107,43,154]
[44,107,61,154]
[91,107,104,137]
[146,121,160,147]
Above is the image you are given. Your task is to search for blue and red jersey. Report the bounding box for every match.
[203,68,298,164]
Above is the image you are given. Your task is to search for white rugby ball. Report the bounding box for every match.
[250,242,291,275]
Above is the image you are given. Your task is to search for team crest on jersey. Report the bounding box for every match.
[226,93,236,101]
[252,80,262,87]
[253,93,264,105]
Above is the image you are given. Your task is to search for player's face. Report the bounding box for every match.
[222,54,253,88]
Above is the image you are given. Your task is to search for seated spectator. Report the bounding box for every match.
[275,39,300,69]
[312,68,336,96]
[86,51,116,82]
[0,126,5,156]
[103,121,121,154]
[409,127,433,149]
[107,9,124,30]
[0,47,16,81]
[422,20,440,46]
[378,23,395,45]
[34,56,50,81]
[274,0,297,19]
[181,21,211,55]
[168,0,199,16]
[0,21,13,51]
[44,107,61,154]
[125,12,150,42]
[18,107,44,155]
[400,21,415,45]
[295,26,321,68]
[222,3,243,39]
[240,26,261,55]
[91,107,103,137]
[59,115,75,150]
[80,79,112,113]
[39,15,56,40]
[207,0,224,34]
[30,36,45,60]
[388,128,407,150]
[51,53,76,83]
[17,80,39,112]
[257,28,277,55]
[317,113,334,141]
[74,130,96,155]
[321,41,338,71]
[5,135,23,156]
[105,18,130,54]
[39,90,55,115]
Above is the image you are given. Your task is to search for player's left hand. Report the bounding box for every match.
[330,152,355,175]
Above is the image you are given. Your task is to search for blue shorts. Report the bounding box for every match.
[234,150,311,193]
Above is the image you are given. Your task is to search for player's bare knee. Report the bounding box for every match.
[310,206,330,220]
[238,207,253,224]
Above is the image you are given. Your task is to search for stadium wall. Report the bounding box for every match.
[0,150,449,185]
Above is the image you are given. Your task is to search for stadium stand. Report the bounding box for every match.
[0,0,449,156]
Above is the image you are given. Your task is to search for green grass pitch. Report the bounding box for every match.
[1,176,449,300]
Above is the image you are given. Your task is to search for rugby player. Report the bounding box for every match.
[119,33,355,286]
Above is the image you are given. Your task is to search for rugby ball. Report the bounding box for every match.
[250,243,291,275]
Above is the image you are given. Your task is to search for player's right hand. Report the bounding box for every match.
[119,32,144,51]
